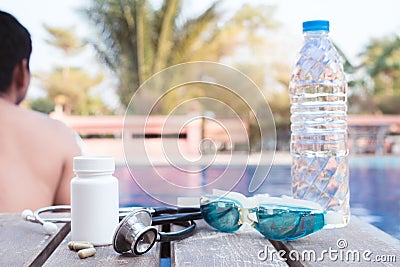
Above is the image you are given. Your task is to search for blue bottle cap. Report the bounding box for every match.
[302,20,329,32]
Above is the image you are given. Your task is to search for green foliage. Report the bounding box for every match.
[84,0,279,109]
[363,36,400,78]
[29,98,55,114]
[358,35,400,113]
[376,95,400,114]
[38,67,104,115]
[43,25,83,55]
[32,26,110,115]
[84,0,224,107]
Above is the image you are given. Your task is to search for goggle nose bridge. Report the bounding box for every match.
[239,207,259,226]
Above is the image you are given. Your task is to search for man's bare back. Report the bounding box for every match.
[0,11,81,212]
[0,98,81,212]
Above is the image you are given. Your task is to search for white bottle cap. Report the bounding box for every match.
[73,156,115,173]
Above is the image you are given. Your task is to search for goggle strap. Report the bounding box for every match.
[177,197,200,208]
[324,211,343,225]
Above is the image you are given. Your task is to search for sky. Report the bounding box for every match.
[0,0,399,106]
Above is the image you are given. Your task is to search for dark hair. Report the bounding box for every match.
[0,11,32,93]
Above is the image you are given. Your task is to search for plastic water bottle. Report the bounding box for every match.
[290,20,350,228]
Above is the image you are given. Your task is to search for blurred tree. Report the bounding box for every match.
[360,35,400,114]
[85,0,223,107]
[333,43,379,114]
[44,25,83,56]
[32,26,108,115]
[38,67,104,115]
[28,98,55,114]
[84,0,279,109]
[376,95,400,114]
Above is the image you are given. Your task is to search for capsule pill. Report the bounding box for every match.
[67,241,93,251]
[67,241,74,250]
[78,247,96,259]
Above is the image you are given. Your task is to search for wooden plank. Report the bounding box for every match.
[0,213,70,267]
[171,221,288,266]
[44,232,161,267]
[271,216,400,266]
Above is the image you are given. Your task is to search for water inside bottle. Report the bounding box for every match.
[290,83,350,228]
[291,151,350,228]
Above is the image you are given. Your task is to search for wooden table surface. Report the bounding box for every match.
[0,213,399,266]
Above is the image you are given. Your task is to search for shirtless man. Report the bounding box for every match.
[0,11,81,212]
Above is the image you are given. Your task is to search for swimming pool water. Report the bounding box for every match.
[116,156,400,240]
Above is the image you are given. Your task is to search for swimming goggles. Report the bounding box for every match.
[200,190,341,241]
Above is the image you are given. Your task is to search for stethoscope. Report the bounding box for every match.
[22,205,203,256]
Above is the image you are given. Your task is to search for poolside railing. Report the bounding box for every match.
[53,114,400,156]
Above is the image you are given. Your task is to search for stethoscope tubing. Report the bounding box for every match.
[152,211,203,225]
[24,205,202,225]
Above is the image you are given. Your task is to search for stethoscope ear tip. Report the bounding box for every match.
[21,208,58,234]
[43,222,58,235]
[21,209,34,220]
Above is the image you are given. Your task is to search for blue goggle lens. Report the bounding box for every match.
[200,200,241,233]
[254,206,325,241]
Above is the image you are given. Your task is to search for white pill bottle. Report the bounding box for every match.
[71,156,119,246]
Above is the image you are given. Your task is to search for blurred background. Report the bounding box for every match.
[1,0,399,239]
[1,0,400,155]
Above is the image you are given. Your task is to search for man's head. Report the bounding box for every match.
[0,11,32,104]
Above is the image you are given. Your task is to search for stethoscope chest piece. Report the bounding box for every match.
[113,209,158,255]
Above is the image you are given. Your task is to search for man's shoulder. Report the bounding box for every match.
[17,108,78,144]
[23,109,70,130]
[0,103,81,162]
